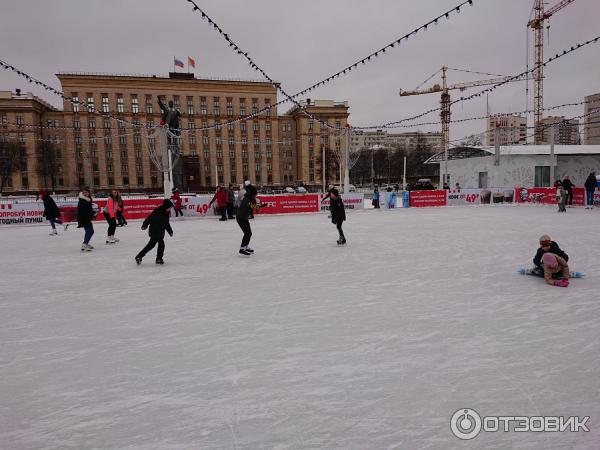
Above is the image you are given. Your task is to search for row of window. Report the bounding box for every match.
[71,93,273,116]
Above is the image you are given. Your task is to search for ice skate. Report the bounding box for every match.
[106,236,116,244]
[155,257,164,265]
[245,247,254,254]
[112,236,120,242]
[239,248,251,256]
[135,255,142,265]
[49,229,58,235]
[81,243,92,252]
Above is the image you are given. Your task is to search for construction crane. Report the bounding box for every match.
[399,66,530,184]
[528,0,575,144]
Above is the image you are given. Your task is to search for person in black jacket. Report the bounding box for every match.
[561,176,574,206]
[330,188,346,245]
[244,180,258,219]
[584,172,596,209]
[532,234,568,276]
[135,199,174,265]
[40,190,67,235]
[236,190,255,256]
[77,188,96,251]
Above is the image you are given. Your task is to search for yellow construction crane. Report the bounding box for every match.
[528,0,575,144]
[399,66,529,183]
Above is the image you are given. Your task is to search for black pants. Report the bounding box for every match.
[566,189,573,206]
[220,206,227,220]
[336,221,345,239]
[237,218,252,247]
[226,202,234,219]
[104,212,117,236]
[174,208,183,217]
[138,237,165,259]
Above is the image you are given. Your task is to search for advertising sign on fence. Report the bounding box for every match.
[256,194,320,215]
[409,190,447,207]
[514,187,586,206]
[446,188,515,206]
[320,193,364,212]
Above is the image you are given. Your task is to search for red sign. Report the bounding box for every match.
[409,190,447,207]
[515,187,585,206]
[256,194,319,214]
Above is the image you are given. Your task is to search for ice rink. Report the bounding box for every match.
[1,206,599,449]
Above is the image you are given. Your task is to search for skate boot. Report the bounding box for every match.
[155,257,164,265]
[135,255,142,265]
[239,248,251,256]
[81,243,92,252]
[106,236,116,244]
[112,236,120,242]
[246,247,254,254]
[49,229,58,235]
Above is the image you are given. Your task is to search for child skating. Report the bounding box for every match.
[135,199,174,265]
[329,189,346,245]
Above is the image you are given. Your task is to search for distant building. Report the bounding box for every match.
[539,116,580,145]
[350,130,443,152]
[584,93,600,145]
[486,115,527,146]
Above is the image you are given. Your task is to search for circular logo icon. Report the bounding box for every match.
[450,408,482,440]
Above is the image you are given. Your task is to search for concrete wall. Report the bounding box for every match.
[447,154,600,188]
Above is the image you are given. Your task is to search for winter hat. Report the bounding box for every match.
[330,188,340,197]
[162,199,174,209]
[171,188,178,193]
[244,180,251,186]
[539,234,551,245]
[542,253,558,267]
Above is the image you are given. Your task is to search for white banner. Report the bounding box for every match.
[319,193,364,212]
[446,188,515,206]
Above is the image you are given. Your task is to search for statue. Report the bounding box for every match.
[157,96,181,136]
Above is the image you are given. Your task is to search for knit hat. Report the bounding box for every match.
[244,180,251,186]
[330,188,340,197]
[539,234,551,244]
[542,253,558,267]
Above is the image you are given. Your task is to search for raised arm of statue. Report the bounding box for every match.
[157,96,166,112]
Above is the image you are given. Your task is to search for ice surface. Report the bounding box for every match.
[1,206,599,449]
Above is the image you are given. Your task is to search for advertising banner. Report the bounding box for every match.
[320,193,364,212]
[409,190,447,207]
[514,187,586,206]
[446,188,515,206]
[255,194,320,215]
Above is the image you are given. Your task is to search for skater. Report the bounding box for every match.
[236,189,255,256]
[40,190,67,235]
[77,187,96,251]
[556,183,567,212]
[209,186,228,221]
[541,253,570,287]
[171,188,183,217]
[244,180,258,219]
[584,172,596,209]
[226,183,235,219]
[116,191,127,226]
[561,175,574,206]
[372,187,380,209]
[103,190,120,244]
[135,199,174,265]
[330,188,346,245]
[532,234,568,276]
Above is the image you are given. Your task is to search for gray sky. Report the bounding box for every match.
[1,0,599,142]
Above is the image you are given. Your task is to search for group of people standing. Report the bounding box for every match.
[554,172,597,211]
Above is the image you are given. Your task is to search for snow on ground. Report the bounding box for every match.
[1,206,599,449]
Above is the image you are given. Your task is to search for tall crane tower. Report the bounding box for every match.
[399,66,529,183]
[528,0,575,144]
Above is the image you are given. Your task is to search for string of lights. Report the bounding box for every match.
[182,0,474,129]
[354,33,600,130]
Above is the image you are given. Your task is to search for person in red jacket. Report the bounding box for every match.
[103,190,120,244]
[209,186,228,221]
[171,188,183,217]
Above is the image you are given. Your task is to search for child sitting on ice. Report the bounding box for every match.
[532,234,568,276]
[541,253,570,287]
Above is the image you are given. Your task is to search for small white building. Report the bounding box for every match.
[426,145,600,188]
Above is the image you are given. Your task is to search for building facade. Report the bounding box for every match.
[584,93,600,145]
[0,72,349,193]
[539,116,580,145]
[350,130,443,152]
[486,115,527,146]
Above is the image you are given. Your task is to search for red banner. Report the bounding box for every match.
[515,187,585,206]
[409,190,447,207]
[255,194,319,214]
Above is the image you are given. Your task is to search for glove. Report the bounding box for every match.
[141,225,147,230]
[554,279,569,287]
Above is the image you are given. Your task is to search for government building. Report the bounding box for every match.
[0,72,349,194]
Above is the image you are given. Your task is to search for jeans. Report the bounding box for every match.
[83,225,94,244]
[336,221,345,239]
[586,190,594,207]
[104,212,117,236]
[138,237,165,259]
[226,202,234,219]
[237,218,252,247]
[49,217,63,229]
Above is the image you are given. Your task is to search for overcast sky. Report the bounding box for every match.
[1,0,599,142]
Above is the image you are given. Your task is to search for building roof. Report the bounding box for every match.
[56,71,276,86]
[425,145,600,164]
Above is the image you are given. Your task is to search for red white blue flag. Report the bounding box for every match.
[174,57,184,68]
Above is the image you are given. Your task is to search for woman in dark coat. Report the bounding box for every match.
[236,191,255,256]
[135,199,174,265]
[584,172,597,209]
[40,190,66,235]
[330,189,346,245]
[77,187,96,251]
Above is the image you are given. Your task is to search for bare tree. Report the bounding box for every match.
[0,141,22,195]
[36,140,59,191]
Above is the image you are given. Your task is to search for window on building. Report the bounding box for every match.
[265,121,271,132]
[119,136,127,145]
[123,176,129,185]
[203,150,210,159]
[102,95,109,113]
[253,121,259,132]
[226,99,233,116]
[239,99,246,116]
[135,149,142,159]
[117,118,125,129]
[146,95,153,114]
[189,135,196,145]
[240,122,247,132]
[131,96,139,114]
[173,96,180,109]
[534,166,550,187]
[71,95,79,113]
[87,95,94,113]
[106,149,113,158]
[200,97,207,115]
[188,119,195,130]
[117,96,124,113]
[103,118,111,129]
[18,133,25,143]
[227,121,234,131]
[213,98,220,116]
[120,149,127,158]
[133,134,141,145]
[15,115,24,126]
[264,99,271,117]
[252,99,258,114]
[187,97,194,115]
